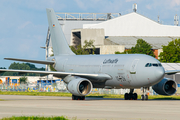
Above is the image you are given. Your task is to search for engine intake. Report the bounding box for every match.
[152,78,177,95]
[64,76,93,96]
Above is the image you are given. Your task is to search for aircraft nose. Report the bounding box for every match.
[154,68,165,80]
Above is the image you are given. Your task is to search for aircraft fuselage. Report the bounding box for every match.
[53,54,165,89]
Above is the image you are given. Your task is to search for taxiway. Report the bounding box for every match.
[0,95,180,120]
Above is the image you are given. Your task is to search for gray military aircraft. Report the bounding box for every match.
[0,8,179,100]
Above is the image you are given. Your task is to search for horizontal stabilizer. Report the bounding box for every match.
[4,58,55,65]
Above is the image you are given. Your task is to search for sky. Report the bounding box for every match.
[0,0,180,69]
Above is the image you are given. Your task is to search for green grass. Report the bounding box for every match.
[0,91,180,100]
[147,95,180,100]
[1,116,68,120]
[0,91,72,97]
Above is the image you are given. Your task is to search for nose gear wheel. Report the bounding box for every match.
[141,87,149,100]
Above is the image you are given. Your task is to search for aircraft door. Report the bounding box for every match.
[129,59,139,82]
[130,59,139,74]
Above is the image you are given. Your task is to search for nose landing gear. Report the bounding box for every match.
[141,87,148,100]
[124,89,138,100]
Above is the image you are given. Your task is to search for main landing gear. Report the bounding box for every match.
[72,95,85,100]
[124,89,138,100]
[141,87,148,100]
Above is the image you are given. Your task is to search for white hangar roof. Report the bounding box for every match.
[105,36,180,49]
[84,12,180,37]
[162,63,180,71]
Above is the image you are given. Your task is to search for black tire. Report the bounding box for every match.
[124,93,129,100]
[129,93,133,100]
[133,93,138,100]
[72,95,85,100]
[145,95,148,100]
[72,95,78,100]
[141,95,144,100]
[80,96,85,100]
[72,95,75,100]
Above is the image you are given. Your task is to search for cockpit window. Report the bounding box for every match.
[149,63,152,67]
[152,63,158,67]
[145,63,152,67]
[145,63,149,67]
[145,63,162,67]
[158,63,162,67]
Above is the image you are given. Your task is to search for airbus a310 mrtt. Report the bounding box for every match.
[0,8,179,100]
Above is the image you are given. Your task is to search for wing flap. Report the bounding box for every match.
[4,58,54,65]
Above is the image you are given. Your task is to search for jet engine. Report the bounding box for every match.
[152,78,177,95]
[64,76,93,96]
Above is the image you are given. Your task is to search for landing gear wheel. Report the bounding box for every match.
[72,95,74,100]
[80,96,85,100]
[133,93,138,100]
[124,93,129,100]
[141,95,144,100]
[145,95,148,100]
[72,95,85,100]
[124,89,138,100]
[72,95,78,100]
[141,87,149,101]
[129,93,133,100]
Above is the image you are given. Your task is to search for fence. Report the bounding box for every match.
[0,82,180,95]
[0,83,27,92]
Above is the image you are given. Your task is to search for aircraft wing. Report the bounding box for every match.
[0,69,112,82]
[165,70,180,75]
[4,58,54,65]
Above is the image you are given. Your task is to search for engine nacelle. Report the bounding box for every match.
[64,76,93,96]
[152,78,177,95]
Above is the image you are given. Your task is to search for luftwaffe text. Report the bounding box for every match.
[103,59,118,64]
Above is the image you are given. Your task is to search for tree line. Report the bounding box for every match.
[0,62,45,76]
[115,38,180,63]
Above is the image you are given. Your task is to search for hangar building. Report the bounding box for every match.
[51,12,120,44]
[70,12,180,58]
